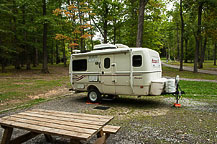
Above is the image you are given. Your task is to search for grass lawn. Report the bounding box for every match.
[172,80,217,100]
[0,64,70,112]
[161,59,217,71]
[162,66,217,80]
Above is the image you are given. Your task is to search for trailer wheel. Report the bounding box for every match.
[88,89,101,103]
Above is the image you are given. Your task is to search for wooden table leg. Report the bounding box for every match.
[95,130,106,144]
[1,127,13,144]
[10,132,40,144]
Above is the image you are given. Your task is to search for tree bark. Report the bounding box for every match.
[103,1,108,44]
[184,38,188,63]
[35,39,39,66]
[179,0,184,71]
[13,0,21,70]
[41,0,49,73]
[113,19,116,44]
[199,36,207,68]
[62,40,66,67]
[88,0,94,50]
[136,0,148,47]
[51,39,54,65]
[194,2,203,73]
[1,62,5,73]
[56,41,60,64]
[130,0,137,47]
[22,6,31,70]
[176,23,180,61]
[0,38,5,73]
[214,42,216,66]
[77,0,85,51]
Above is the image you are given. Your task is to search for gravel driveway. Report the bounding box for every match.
[0,93,216,144]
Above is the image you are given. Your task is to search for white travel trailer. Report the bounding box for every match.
[69,44,181,103]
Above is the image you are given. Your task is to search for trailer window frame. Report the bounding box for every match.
[133,55,142,67]
[72,59,87,71]
[104,58,110,69]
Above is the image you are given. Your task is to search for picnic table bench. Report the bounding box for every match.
[0,109,120,144]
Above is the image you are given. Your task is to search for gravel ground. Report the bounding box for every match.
[0,93,216,144]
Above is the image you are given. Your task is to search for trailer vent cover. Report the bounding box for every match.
[93,44,117,50]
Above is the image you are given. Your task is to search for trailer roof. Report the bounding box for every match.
[71,48,153,57]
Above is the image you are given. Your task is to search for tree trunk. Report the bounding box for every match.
[103,1,108,44]
[214,42,216,66]
[113,19,116,45]
[199,36,207,68]
[56,41,60,64]
[184,38,188,63]
[179,0,184,71]
[88,0,94,50]
[13,0,21,70]
[41,0,49,73]
[1,62,5,73]
[194,2,203,73]
[33,46,37,67]
[51,39,54,65]
[34,39,39,67]
[0,37,5,73]
[77,0,85,51]
[176,23,180,61]
[62,40,66,67]
[22,6,31,70]
[136,0,148,47]
[130,0,137,47]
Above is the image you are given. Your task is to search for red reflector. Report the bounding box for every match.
[140,86,144,88]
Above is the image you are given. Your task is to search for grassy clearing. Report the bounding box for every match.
[178,81,217,100]
[0,64,70,111]
[162,66,217,80]
[161,59,217,71]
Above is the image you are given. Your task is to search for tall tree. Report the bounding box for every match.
[179,0,184,71]
[194,2,203,73]
[103,1,108,44]
[41,0,49,73]
[136,0,148,47]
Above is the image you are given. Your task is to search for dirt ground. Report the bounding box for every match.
[0,93,216,144]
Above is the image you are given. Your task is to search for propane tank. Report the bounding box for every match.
[165,79,176,93]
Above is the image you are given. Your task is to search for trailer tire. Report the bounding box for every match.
[88,89,101,103]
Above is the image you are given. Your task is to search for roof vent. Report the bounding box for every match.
[115,44,129,48]
[93,44,117,50]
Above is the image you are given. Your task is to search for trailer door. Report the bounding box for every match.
[100,55,116,94]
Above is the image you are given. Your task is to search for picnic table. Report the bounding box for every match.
[0,109,119,144]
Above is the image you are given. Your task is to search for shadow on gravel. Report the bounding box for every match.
[72,94,170,109]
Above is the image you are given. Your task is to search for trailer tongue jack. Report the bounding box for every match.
[173,75,185,108]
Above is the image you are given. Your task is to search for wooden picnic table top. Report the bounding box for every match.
[0,109,114,141]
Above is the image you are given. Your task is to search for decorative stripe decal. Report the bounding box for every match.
[73,75,86,81]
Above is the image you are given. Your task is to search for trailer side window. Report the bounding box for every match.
[104,58,110,69]
[73,59,87,71]
[133,55,142,67]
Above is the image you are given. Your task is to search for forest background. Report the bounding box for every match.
[0,0,216,73]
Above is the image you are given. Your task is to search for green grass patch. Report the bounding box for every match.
[161,59,217,70]
[178,81,217,99]
[0,78,68,102]
[0,64,70,111]
[162,66,217,80]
